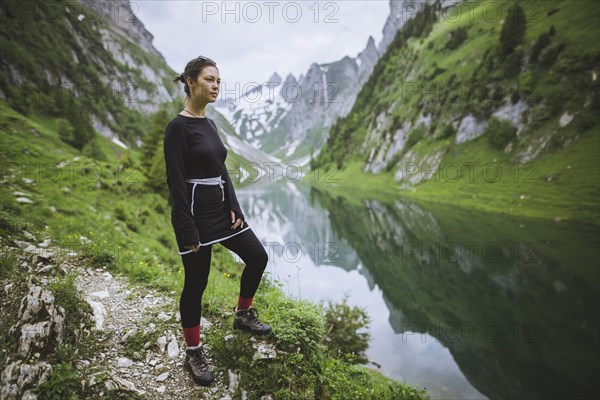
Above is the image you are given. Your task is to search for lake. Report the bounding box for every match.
[232,178,599,399]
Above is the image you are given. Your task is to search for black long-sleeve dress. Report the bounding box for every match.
[163,114,250,255]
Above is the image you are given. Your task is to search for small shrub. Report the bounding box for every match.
[439,123,456,140]
[429,66,447,80]
[119,151,136,169]
[64,103,95,151]
[84,249,116,270]
[35,363,80,400]
[549,133,570,150]
[114,205,127,221]
[153,201,165,214]
[575,109,599,133]
[538,42,566,70]
[402,122,427,155]
[502,48,524,79]
[530,31,551,63]
[518,69,536,96]
[49,271,94,345]
[0,250,17,279]
[499,2,527,56]
[123,329,159,359]
[486,117,517,150]
[125,221,139,232]
[529,104,554,128]
[0,209,25,238]
[57,118,75,147]
[385,152,403,173]
[157,234,171,249]
[323,296,370,364]
[82,136,107,161]
[269,297,326,357]
[446,26,468,50]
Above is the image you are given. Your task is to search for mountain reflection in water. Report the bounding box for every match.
[232,179,599,399]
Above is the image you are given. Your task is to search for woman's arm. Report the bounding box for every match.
[163,121,200,247]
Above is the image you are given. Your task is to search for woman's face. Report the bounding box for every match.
[190,66,220,103]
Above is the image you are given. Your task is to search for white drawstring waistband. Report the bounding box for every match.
[186,176,225,216]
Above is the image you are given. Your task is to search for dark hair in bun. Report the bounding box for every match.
[173,56,218,101]
[172,74,185,83]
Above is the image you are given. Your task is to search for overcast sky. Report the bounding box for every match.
[134,1,390,91]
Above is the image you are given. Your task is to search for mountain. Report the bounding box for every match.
[213,36,382,164]
[214,71,294,159]
[0,0,182,149]
[310,0,600,224]
[213,0,439,165]
[78,0,166,61]
[206,110,281,183]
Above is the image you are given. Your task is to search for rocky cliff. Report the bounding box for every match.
[77,0,165,61]
[0,0,180,149]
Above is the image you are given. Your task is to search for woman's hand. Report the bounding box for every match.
[184,243,200,253]
[231,210,244,230]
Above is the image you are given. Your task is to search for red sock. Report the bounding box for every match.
[237,296,253,311]
[182,324,200,347]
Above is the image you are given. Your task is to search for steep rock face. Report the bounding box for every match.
[0,0,180,148]
[455,115,489,145]
[77,0,164,61]
[274,54,364,161]
[357,36,380,82]
[96,26,177,113]
[378,0,433,55]
[74,0,179,115]
[285,57,358,142]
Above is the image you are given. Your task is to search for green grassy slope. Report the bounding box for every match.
[310,125,599,225]
[309,0,600,225]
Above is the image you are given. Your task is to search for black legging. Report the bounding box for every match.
[179,227,268,328]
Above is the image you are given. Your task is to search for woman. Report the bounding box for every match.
[163,55,271,387]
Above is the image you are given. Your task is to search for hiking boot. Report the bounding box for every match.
[232,307,272,335]
[184,345,214,386]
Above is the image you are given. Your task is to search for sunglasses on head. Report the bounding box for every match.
[196,55,214,64]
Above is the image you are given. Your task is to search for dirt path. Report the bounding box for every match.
[75,265,238,400]
[2,237,273,400]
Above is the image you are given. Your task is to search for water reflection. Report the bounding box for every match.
[234,179,599,399]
